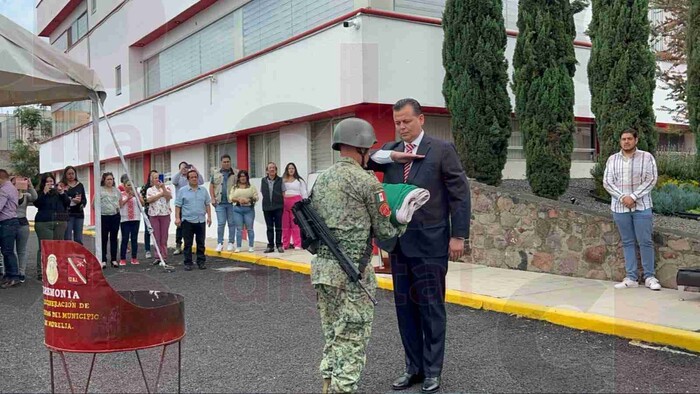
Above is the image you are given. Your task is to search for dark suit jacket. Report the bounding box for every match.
[369,134,471,258]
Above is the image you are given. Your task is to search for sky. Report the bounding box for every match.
[0,0,35,32]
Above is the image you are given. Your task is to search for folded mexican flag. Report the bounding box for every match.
[381,183,431,225]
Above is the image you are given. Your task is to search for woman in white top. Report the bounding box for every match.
[95,172,121,268]
[281,162,308,250]
[146,170,172,264]
[118,174,144,266]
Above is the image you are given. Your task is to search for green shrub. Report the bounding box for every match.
[655,151,700,181]
[651,183,700,215]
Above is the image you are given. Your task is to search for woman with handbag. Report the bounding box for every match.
[228,170,258,253]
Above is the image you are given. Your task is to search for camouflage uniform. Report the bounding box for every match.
[311,157,403,393]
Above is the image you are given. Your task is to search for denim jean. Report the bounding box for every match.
[64,216,84,245]
[0,219,20,280]
[215,203,235,244]
[15,224,30,280]
[233,205,255,248]
[120,220,140,260]
[612,208,655,281]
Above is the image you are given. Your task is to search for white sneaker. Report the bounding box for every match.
[645,276,661,291]
[216,243,223,252]
[145,251,152,259]
[101,261,107,269]
[248,247,255,253]
[614,277,639,289]
[227,244,235,252]
[234,248,240,253]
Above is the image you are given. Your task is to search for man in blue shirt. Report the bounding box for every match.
[172,161,204,255]
[175,170,212,271]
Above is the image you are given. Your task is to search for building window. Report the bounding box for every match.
[207,140,238,178]
[242,0,353,56]
[91,0,97,14]
[151,151,172,182]
[394,0,447,19]
[52,30,68,52]
[572,123,595,162]
[423,115,453,143]
[507,119,596,162]
[310,119,343,173]
[67,12,88,47]
[658,131,687,152]
[115,65,122,96]
[507,118,524,160]
[52,100,91,136]
[249,131,280,178]
[649,9,669,53]
[145,12,237,97]
[127,157,144,186]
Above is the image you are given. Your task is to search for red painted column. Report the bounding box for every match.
[142,152,152,183]
[236,134,249,240]
[89,165,95,226]
[236,134,248,170]
[355,104,396,183]
[355,103,396,265]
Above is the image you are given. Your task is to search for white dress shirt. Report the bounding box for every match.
[371,130,425,164]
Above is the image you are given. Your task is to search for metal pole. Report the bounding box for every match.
[91,96,102,263]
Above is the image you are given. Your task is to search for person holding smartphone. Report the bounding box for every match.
[146,170,172,264]
[33,173,71,280]
[11,175,37,283]
[62,166,87,245]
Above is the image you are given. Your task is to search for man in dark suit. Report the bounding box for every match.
[369,98,471,393]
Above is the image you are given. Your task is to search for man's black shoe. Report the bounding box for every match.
[277,247,284,253]
[184,265,193,271]
[264,247,274,253]
[392,373,424,390]
[198,264,207,270]
[421,377,440,393]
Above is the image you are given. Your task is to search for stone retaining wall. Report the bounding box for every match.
[466,182,700,289]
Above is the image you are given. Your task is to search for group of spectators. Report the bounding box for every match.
[0,166,87,288]
[0,155,310,286]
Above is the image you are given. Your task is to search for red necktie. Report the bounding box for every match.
[403,143,415,183]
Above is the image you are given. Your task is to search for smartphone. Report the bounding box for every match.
[15,178,28,191]
[158,174,165,183]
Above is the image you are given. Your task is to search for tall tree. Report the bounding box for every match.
[687,0,700,154]
[513,0,581,199]
[650,0,689,122]
[588,0,658,196]
[10,139,40,186]
[442,0,512,186]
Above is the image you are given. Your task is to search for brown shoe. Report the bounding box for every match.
[0,279,21,289]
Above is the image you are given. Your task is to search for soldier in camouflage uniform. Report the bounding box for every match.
[311,118,405,393]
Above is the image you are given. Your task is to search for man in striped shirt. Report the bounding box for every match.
[603,129,661,291]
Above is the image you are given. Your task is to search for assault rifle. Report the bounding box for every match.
[292,198,378,306]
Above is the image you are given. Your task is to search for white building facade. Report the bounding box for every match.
[36,0,690,238]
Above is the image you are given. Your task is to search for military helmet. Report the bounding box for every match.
[331,118,377,151]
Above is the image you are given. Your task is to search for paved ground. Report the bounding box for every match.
[2,234,700,393]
